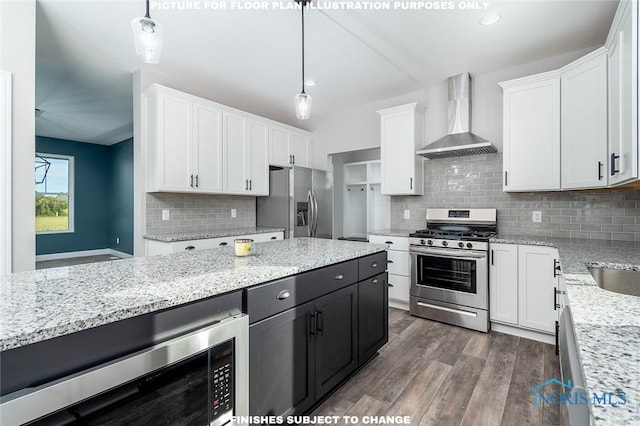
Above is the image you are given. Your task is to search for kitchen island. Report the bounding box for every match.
[0,238,384,351]
[491,235,640,425]
[0,238,387,424]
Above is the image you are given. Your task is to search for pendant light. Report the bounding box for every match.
[131,0,164,64]
[294,0,311,120]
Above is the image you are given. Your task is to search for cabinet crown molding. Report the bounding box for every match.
[377,102,426,116]
[499,69,561,89]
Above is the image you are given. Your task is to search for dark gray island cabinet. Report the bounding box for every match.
[248,251,388,416]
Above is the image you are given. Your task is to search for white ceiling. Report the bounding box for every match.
[35,0,618,145]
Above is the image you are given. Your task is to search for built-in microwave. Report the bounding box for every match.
[0,315,248,426]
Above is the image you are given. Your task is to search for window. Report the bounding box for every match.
[35,153,74,233]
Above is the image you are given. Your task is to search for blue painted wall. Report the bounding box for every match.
[109,139,134,255]
[36,137,134,255]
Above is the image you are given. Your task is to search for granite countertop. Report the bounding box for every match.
[490,234,640,424]
[0,238,384,352]
[368,229,412,238]
[143,227,285,242]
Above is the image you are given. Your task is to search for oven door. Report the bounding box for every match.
[410,246,488,310]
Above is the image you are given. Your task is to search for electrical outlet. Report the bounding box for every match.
[404,210,411,220]
[162,209,170,221]
[231,209,237,218]
[116,237,120,245]
[532,211,542,223]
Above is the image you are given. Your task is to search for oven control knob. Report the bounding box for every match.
[442,241,448,247]
[466,243,473,249]
[458,242,464,248]
[427,240,433,246]
[420,239,426,245]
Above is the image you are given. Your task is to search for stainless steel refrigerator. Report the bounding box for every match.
[256,167,332,239]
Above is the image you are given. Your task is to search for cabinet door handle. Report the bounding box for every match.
[555,320,559,355]
[553,259,561,277]
[316,309,324,336]
[277,290,292,300]
[195,174,199,187]
[289,154,293,164]
[270,236,277,240]
[384,241,393,245]
[249,180,252,191]
[371,262,378,268]
[245,179,248,190]
[410,177,413,190]
[185,246,195,251]
[491,249,494,266]
[372,278,379,284]
[598,161,603,180]
[504,171,508,186]
[387,260,394,264]
[554,286,558,311]
[388,283,394,287]
[219,242,228,246]
[334,274,344,280]
[610,153,620,176]
[292,155,295,164]
[190,174,194,187]
[309,313,316,336]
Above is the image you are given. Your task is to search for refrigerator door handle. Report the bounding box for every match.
[307,190,313,237]
[312,190,319,237]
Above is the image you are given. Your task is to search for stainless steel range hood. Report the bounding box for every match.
[416,73,497,159]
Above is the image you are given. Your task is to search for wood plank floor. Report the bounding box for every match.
[36,254,124,269]
[312,308,568,426]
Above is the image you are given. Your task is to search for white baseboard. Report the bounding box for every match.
[491,322,555,345]
[109,249,133,259]
[389,299,409,311]
[36,248,133,262]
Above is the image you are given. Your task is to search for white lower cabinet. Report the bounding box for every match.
[369,235,410,308]
[489,243,518,325]
[146,231,284,256]
[490,243,561,336]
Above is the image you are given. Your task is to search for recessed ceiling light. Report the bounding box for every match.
[304,80,316,87]
[479,13,501,26]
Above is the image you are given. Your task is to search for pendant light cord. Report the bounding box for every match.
[145,0,151,18]
[301,3,306,94]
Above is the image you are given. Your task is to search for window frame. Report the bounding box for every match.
[35,152,75,235]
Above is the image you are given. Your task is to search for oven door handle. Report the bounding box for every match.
[410,247,487,260]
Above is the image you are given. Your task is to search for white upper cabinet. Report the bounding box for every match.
[290,131,311,168]
[268,124,311,168]
[145,85,222,194]
[607,0,638,185]
[378,103,424,196]
[223,111,269,196]
[192,101,223,193]
[145,84,311,196]
[561,49,609,190]
[500,73,561,192]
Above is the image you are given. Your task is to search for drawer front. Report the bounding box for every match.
[171,237,233,252]
[358,251,388,281]
[246,259,358,323]
[387,273,410,303]
[386,250,410,276]
[245,232,284,243]
[368,235,409,251]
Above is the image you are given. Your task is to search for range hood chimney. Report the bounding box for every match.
[416,73,497,159]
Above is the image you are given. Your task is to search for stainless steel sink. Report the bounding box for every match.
[588,267,640,297]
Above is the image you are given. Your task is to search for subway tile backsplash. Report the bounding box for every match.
[390,153,640,241]
[145,193,255,235]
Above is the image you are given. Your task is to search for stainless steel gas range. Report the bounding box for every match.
[409,208,497,332]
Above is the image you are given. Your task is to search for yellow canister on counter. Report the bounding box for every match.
[234,239,253,257]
